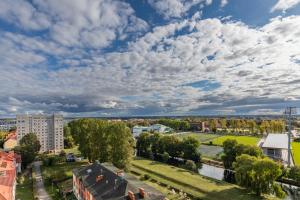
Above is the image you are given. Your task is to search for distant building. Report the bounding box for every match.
[3,131,17,151]
[16,114,64,153]
[258,134,294,166]
[0,151,22,200]
[132,124,173,137]
[0,119,16,132]
[73,162,165,200]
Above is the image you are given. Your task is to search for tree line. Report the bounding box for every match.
[136,132,201,170]
[68,119,134,170]
[209,119,285,134]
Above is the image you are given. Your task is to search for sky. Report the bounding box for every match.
[1,0,300,117]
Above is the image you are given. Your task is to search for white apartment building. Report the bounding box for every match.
[16,114,64,153]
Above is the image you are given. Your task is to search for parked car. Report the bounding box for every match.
[66,153,76,162]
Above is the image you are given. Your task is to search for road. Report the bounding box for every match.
[33,161,52,200]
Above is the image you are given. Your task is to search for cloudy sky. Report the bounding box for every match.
[1,0,300,117]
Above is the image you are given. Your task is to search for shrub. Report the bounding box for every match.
[59,150,66,157]
[162,152,170,163]
[288,166,300,184]
[143,174,150,180]
[184,160,197,171]
[273,184,286,199]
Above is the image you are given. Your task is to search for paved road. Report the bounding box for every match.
[33,161,52,200]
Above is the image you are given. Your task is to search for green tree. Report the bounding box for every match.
[209,119,217,133]
[14,133,41,167]
[108,122,134,170]
[63,125,74,148]
[220,119,227,129]
[181,136,200,162]
[234,154,282,196]
[288,166,300,184]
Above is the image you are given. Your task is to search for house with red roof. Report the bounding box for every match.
[0,151,21,200]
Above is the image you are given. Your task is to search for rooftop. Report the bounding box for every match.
[261,134,290,149]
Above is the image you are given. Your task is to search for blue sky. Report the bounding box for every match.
[1,0,300,117]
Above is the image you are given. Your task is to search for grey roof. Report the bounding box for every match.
[262,134,290,149]
[73,162,165,200]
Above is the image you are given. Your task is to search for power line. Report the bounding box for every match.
[284,107,297,167]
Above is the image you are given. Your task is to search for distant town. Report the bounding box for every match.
[0,113,300,200]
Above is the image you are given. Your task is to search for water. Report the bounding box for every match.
[198,163,224,181]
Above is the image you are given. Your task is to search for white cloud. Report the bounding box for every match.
[271,0,300,12]
[147,0,208,19]
[221,0,228,7]
[1,2,300,116]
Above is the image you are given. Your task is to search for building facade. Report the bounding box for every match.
[132,124,173,137]
[258,133,294,166]
[16,114,64,153]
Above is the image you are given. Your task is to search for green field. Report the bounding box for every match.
[16,173,34,200]
[131,158,276,200]
[210,135,260,146]
[292,142,300,166]
[178,133,221,143]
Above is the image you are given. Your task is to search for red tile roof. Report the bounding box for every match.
[0,151,20,200]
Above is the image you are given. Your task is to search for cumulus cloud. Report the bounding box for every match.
[0,1,300,117]
[147,0,209,19]
[0,0,148,48]
[221,0,228,7]
[271,0,300,12]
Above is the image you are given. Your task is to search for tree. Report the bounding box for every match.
[234,154,282,197]
[181,136,200,162]
[222,139,262,169]
[69,119,134,169]
[15,133,41,167]
[220,119,227,130]
[108,122,134,170]
[288,166,300,184]
[209,119,217,133]
[63,125,74,148]
[222,139,238,169]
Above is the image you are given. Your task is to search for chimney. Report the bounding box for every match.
[128,191,135,200]
[139,188,146,198]
[96,175,104,182]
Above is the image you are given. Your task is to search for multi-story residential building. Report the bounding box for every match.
[16,114,64,153]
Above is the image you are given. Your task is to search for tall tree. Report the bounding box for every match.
[15,133,41,167]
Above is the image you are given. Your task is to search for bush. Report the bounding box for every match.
[142,174,150,180]
[59,150,66,157]
[288,166,300,184]
[184,160,197,171]
[273,184,286,199]
[162,152,170,163]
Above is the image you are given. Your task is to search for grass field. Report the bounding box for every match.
[292,142,300,166]
[177,133,222,143]
[131,158,276,200]
[16,173,34,200]
[210,135,260,146]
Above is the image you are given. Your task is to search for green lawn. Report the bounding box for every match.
[177,133,222,143]
[64,146,82,156]
[16,174,34,200]
[210,135,260,146]
[131,158,276,200]
[292,142,300,166]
